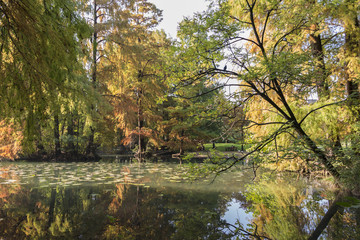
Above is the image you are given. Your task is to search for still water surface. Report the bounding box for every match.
[0,161,359,239]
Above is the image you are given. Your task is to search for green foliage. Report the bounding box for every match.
[23,213,47,239]
[1,0,360,179]
[337,196,360,208]
[244,177,313,240]
[182,149,249,181]
[168,0,360,183]
[0,0,95,157]
[338,124,360,189]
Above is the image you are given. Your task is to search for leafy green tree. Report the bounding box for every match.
[161,81,226,154]
[0,0,91,157]
[173,0,360,185]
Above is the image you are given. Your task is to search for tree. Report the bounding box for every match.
[161,81,226,155]
[173,0,360,183]
[81,0,118,157]
[100,0,167,161]
[0,0,91,157]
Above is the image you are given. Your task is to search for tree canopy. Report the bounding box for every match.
[0,0,359,189]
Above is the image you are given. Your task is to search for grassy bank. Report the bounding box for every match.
[203,143,247,152]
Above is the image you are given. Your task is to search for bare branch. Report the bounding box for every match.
[272,20,307,56]
[229,15,251,25]
[245,120,288,130]
[299,100,346,125]
[261,9,274,44]
[246,0,266,57]
[214,124,292,175]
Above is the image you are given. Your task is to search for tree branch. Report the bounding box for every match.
[299,100,346,125]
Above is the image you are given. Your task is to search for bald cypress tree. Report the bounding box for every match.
[0,0,90,156]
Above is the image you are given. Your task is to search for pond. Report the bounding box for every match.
[0,161,359,239]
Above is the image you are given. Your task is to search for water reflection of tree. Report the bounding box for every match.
[244,178,360,240]
[0,166,29,239]
[2,165,358,239]
[0,180,236,239]
[104,185,234,239]
[163,189,232,240]
[309,192,360,240]
[0,183,112,239]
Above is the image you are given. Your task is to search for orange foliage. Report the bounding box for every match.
[0,167,21,203]
[0,120,22,160]
[120,128,162,147]
[109,183,126,213]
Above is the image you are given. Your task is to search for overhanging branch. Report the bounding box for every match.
[299,100,345,125]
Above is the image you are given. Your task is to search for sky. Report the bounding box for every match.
[148,0,238,95]
[148,0,208,38]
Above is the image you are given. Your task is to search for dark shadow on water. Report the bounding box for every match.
[308,191,360,240]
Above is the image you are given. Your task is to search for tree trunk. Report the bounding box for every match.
[137,98,142,162]
[308,1,329,100]
[47,188,57,229]
[309,27,329,99]
[136,70,146,162]
[179,129,185,155]
[264,76,341,180]
[309,24,344,158]
[86,0,98,157]
[86,127,95,156]
[67,115,76,154]
[54,114,61,156]
[35,121,45,155]
[343,2,360,156]
[294,123,340,180]
[308,192,345,240]
[344,10,360,103]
